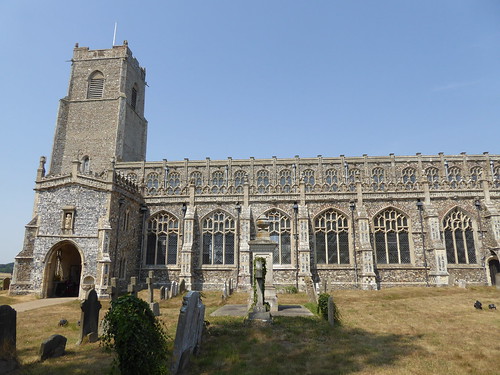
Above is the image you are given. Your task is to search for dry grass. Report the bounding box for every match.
[1,287,499,374]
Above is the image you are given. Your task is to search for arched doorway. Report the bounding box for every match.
[488,258,500,286]
[44,241,82,298]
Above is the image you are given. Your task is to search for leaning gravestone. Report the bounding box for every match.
[170,291,205,375]
[39,334,67,361]
[77,289,102,344]
[2,278,10,292]
[0,305,18,374]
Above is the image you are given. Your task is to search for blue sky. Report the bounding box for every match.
[0,1,499,263]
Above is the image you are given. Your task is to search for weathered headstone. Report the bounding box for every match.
[327,296,335,327]
[2,278,10,292]
[78,289,102,344]
[320,279,327,294]
[107,277,118,301]
[222,281,228,301]
[172,281,178,297]
[160,286,166,300]
[0,305,18,373]
[179,279,186,294]
[146,271,160,316]
[127,276,138,296]
[170,291,205,375]
[39,334,67,361]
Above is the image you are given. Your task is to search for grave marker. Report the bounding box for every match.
[39,334,67,361]
[0,305,18,373]
[2,278,10,292]
[78,289,102,344]
[146,271,160,316]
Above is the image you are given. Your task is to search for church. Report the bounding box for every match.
[10,43,500,298]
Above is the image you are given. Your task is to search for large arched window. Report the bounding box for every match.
[256,170,270,193]
[145,213,179,265]
[373,209,411,264]
[279,169,292,193]
[87,71,104,99]
[314,210,349,264]
[266,210,291,264]
[202,211,235,265]
[444,208,477,264]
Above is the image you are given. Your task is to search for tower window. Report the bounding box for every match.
[131,86,138,110]
[87,71,104,99]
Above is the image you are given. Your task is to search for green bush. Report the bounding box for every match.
[102,294,169,375]
[317,293,341,325]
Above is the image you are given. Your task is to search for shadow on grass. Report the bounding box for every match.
[190,316,424,375]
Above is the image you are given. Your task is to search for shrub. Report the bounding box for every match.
[102,294,169,375]
[317,293,341,325]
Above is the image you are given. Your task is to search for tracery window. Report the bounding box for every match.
[347,168,360,191]
[190,171,203,193]
[470,166,482,188]
[493,166,500,188]
[314,210,349,264]
[145,212,179,265]
[234,170,246,193]
[425,167,440,190]
[444,208,477,264]
[211,171,226,193]
[146,172,160,195]
[447,167,462,189]
[266,210,292,264]
[325,169,339,191]
[87,71,104,99]
[402,167,416,189]
[303,169,315,192]
[127,173,137,182]
[279,169,292,193]
[373,209,411,264]
[166,172,181,195]
[372,167,385,191]
[202,211,235,265]
[256,170,270,193]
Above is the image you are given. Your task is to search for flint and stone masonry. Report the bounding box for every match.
[10,43,500,298]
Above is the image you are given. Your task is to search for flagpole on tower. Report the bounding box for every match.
[112,22,117,46]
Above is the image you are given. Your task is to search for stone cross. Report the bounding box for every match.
[146,271,160,316]
[127,276,138,296]
[0,305,18,372]
[78,289,102,344]
[107,277,117,301]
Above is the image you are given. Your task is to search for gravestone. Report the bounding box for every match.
[320,279,327,293]
[172,281,178,297]
[78,289,102,344]
[496,274,500,290]
[179,279,186,294]
[107,277,118,301]
[160,286,166,300]
[127,276,138,296]
[222,281,228,301]
[170,291,205,375]
[2,278,10,292]
[327,296,335,327]
[327,277,332,292]
[146,271,160,316]
[39,334,67,361]
[0,305,18,373]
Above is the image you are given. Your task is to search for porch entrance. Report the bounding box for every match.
[44,241,82,297]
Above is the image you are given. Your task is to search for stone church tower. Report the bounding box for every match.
[50,42,147,175]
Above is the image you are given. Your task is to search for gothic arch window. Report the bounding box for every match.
[166,172,181,195]
[265,210,292,264]
[373,208,411,264]
[211,171,226,193]
[256,170,270,193]
[402,167,416,189]
[131,84,138,110]
[190,171,203,193]
[314,209,349,264]
[444,208,477,264]
[145,212,179,265]
[202,211,235,265]
[146,172,159,195]
[303,169,315,192]
[279,169,292,193]
[234,170,246,193]
[348,168,360,191]
[81,156,90,173]
[494,166,500,188]
[447,166,462,188]
[425,167,440,190]
[127,173,137,182]
[470,166,482,188]
[325,169,339,191]
[372,167,385,191]
[87,71,104,99]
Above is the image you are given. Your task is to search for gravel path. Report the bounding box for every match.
[10,297,77,312]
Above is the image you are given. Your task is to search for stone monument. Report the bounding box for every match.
[77,289,102,344]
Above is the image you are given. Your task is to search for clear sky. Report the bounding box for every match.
[0,1,499,264]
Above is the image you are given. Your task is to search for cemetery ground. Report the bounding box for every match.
[1,286,499,375]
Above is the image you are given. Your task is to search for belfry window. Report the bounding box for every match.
[202,211,235,265]
[314,210,349,264]
[444,208,477,264]
[146,213,179,265]
[131,85,138,110]
[266,210,292,264]
[373,209,411,264]
[87,71,104,99]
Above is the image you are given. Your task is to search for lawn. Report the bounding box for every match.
[1,286,499,374]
